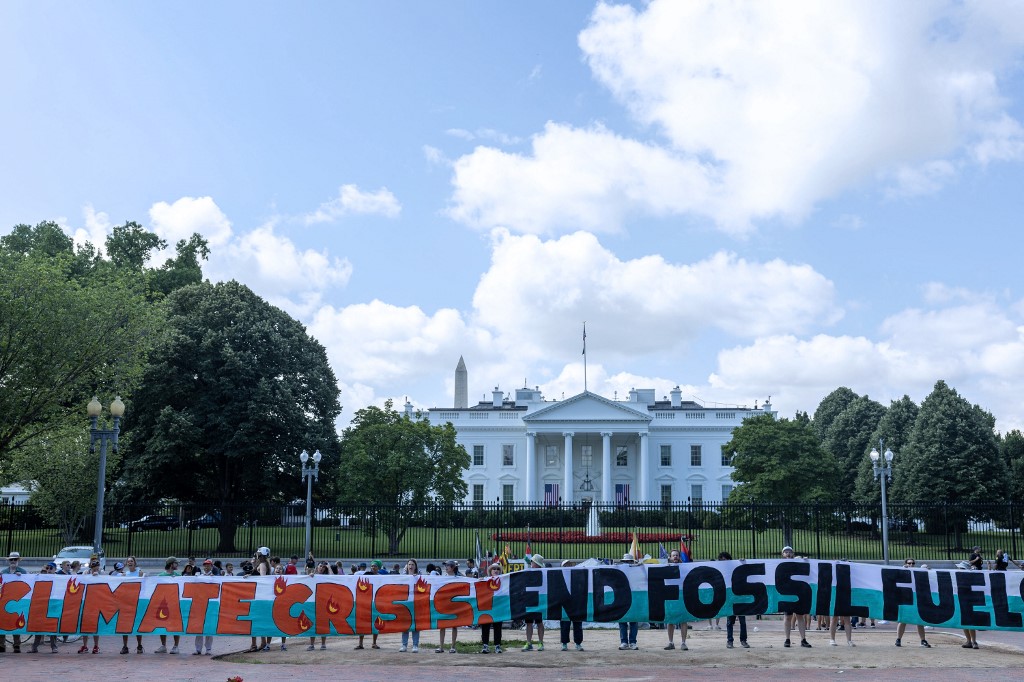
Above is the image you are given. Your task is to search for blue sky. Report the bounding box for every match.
[4,1,1024,433]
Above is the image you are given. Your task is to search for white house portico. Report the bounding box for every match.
[425,357,774,505]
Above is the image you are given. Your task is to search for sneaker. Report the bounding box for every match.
[481,644,489,654]
[494,645,502,653]
[830,640,837,646]
[972,643,979,649]
[962,642,973,648]
[523,643,534,651]
[320,644,326,650]
[664,643,675,650]
[280,644,287,651]
[895,639,902,647]
[629,643,639,650]
[619,643,629,650]
[560,643,567,651]
[51,645,59,653]
[205,650,212,655]
[920,640,931,648]
[435,647,443,653]
[449,647,456,654]
[411,646,419,653]
[78,645,88,654]
[575,643,584,651]
[537,643,544,652]
[136,646,144,654]
[154,645,167,654]
[308,645,317,651]
[679,642,688,651]
[740,641,750,648]
[169,646,179,654]
[847,641,856,647]
[120,646,129,655]
[192,650,203,655]
[727,641,734,648]
[783,639,791,648]
[800,640,812,648]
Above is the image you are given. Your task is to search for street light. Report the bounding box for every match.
[300,449,322,559]
[869,440,895,565]
[88,395,124,556]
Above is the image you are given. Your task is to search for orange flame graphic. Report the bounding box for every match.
[274,576,287,595]
[16,613,26,629]
[374,616,385,632]
[156,598,170,620]
[357,577,371,592]
[326,596,340,614]
[67,578,82,594]
[415,576,429,593]
[296,611,313,631]
[487,576,501,591]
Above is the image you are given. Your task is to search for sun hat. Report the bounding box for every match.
[8,551,21,559]
[622,553,635,562]
[530,554,545,566]
[782,545,794,552]
[257,546,270,556]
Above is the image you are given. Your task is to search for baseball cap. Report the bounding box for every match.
[782,546,794,552]
[371,559,383,569]
[45,561,57,569]
[114,561,125,570]
[203,559,213,565]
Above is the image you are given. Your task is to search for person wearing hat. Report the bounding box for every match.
[355,561,383,650]
[151,557,183,653]
[29,562,60,654]
[480,562,505,653]
[780,546,811,649]
[617,553,641,650]
[192,560,216,655]
[118,556,146,654]
[1,551,27,652]
[520,555,546,651]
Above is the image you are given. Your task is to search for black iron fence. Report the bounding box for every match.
[2,500,1020,564]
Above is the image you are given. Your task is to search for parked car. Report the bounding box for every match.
[54,546,106,572]
[128,514,178,531]
[185,513,220,530]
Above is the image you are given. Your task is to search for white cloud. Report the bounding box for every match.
[69,204,112,254]
[149,196,233,247]
[305,184,401,224]
[445,128,522,145]
[471,229,840,355]
[447,0,1024,234]
[215,221,352,317]
[423,145,448,166]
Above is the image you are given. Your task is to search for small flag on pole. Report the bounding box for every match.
[658,542,669,560]
[679,535,691,563]
[629,530,640,560]
[475,531,484,574]
[582,322,587,355]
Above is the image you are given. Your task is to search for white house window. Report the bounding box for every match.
[616,447,628,467]
[502,484,514,504]
[722,449,733,466]
[660,444,672,467]
[722,484,733,500]
[690,445,702,467]
[502,444,514,466]
[581,445,593,468]
[660,484,672,505]
[472,484,484,505]
[546,445,558,467]
[690,484,703,504]
[473,445,484,466]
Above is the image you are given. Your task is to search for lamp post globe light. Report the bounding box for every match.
[869,440,895,565]
[88,395,124,556]
[300,449,322,559]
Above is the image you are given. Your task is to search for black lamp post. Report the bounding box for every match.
[88,395,124,556]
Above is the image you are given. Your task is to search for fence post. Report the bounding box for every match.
[1010,501,1019,563]
[944,503,951,560]
[815,505,821,559]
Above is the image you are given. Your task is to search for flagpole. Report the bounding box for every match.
[582,322,587,392]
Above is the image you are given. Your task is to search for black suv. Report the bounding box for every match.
[185,513,221,530]
[129,514,178,531]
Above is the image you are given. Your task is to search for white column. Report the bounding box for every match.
[639,432,649,502]
[562,431,574,504]
[601,431,613,503]
[525,432,536,502]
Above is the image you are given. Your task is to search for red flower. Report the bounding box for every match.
[491,531,696,544]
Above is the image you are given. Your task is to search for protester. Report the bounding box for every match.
[193,560,217,655]
[29,562,59,653]
[894,558,931,649]
[437,560,462,652]
[154,557,182,654]
[617,553,641,650]
[780,546,811,649]
[399,559,421,653]
[718,551,749,649]
[79,559,104,654]
[356,560,382,650]
[664,549,690,651]
[521,555,546,651]
[121,557,145,654]
[481,561,505,653]
[0,551,27,652]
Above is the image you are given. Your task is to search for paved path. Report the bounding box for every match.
[3,619,1023,682]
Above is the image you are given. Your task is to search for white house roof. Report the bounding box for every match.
[523,391,652,425]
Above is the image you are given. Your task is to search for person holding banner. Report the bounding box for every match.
[719,552,749,649]
[618,553,641,650]
[399,559,421,653]
[29,562,59,654]
[481,561,505,653]
[894,559,931,649]
[437,560,462,653]
[664,549,691,651]
[780,546,811,649]
[521,554,546,651]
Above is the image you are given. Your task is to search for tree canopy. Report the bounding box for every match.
[119,280,342,550]
[338,400,469,553]
[821,394,886,501]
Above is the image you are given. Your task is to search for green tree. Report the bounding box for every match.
[853,395,919,505]
[812,387,859,441]
[724,413,840,547]
[1000,430,1024,523]
[821,395,886,501]
[338,400,469,555]
[0,254,157,467]
[890,381,1006,538]
[119,281,342,552]
[10,424,117,545]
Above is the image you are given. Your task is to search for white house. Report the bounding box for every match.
[0,482,33,505]
[425,357,773,505]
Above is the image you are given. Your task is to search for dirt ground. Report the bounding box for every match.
[221,620,1024,669]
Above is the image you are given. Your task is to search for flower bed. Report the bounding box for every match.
[492,531,696,544]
